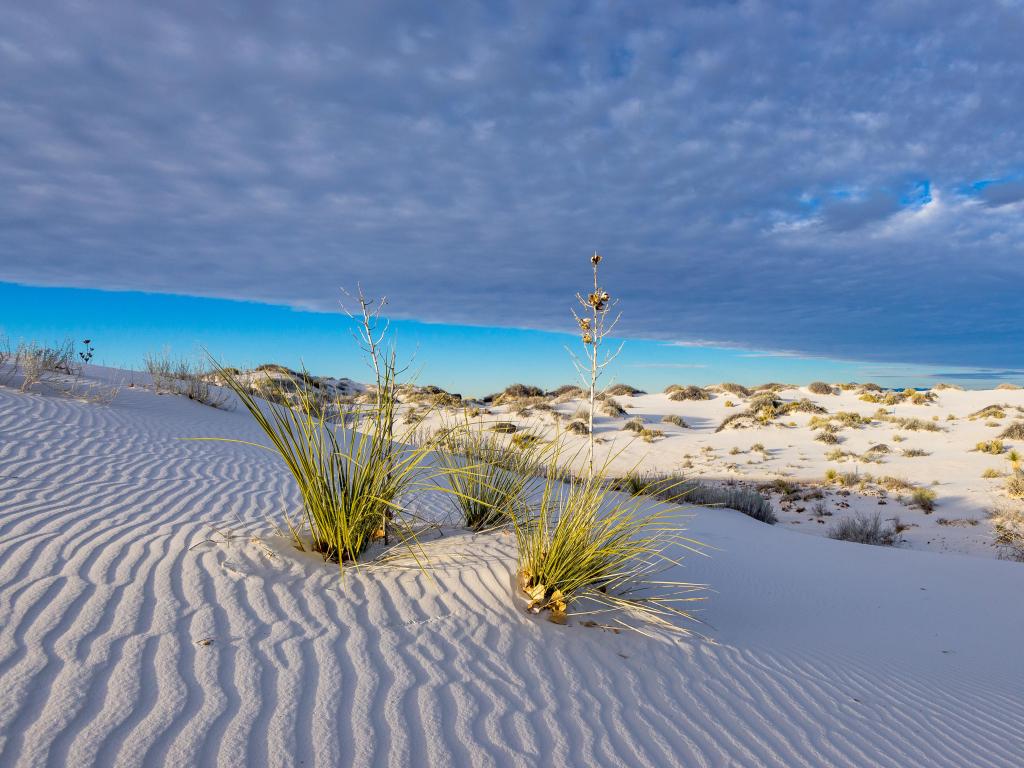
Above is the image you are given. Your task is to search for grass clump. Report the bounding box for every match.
[996,383,1022,391]
[513,461,705,626]
[982,468,1004,479]
[661,414,689,428]
[491,421,518,434]
[808,381,834,395]
[622,417,645,433]
[436,427,545,531]
[566,419,589,435]
[146,353,230,408]
[208,359,443,566]
[969,404,1007,420]
[717,382,751,397]
[599,396,627,418]
[902,448,930,457]
[975,439,1005,455]
[829,512,902,546]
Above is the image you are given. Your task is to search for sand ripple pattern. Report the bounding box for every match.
[1,385,1022,767]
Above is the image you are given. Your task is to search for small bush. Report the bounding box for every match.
[547,384,585,399]
[1007,472,1024,500]
[604,383,645,396]
[970,405,1008,420]
[718,382,751,397]
[982,468,1004,479]
[815,431,839,444]
[996,383,1022,391]
[566,419,589,435]
[932,382,964,391]
[599,397,627,418]
[666,385,710,401]
[808,381,834,395]
[902,448,930,457]
[491,421,518,434]
[829,512,902,546]
[999,421,1024,440]
[975,439,1005,455]
[661,414,689,428]
[910,487,937,512]
[622,417,646,433]
[867,443,890,454]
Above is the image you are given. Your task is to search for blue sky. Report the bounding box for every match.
[1,2,1023,389]
[2,282,1016,396]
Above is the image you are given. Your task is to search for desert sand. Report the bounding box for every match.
[1,368,1023,767]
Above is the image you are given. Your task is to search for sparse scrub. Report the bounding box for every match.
[829,512,902,546]
[623,417,645,433]
[566,419,589,435]
[902,448,930,457]
[145,352,228,408]
[718,382,751,397]
[808,381,834,395]
[661,414,689,428]
[982,468,1004,479]
[996,383,1022,390]
[990,502,1024,560]
[816,431,840,444]
[1007,472,1024,500]
[491,421,518,434]
[969,405,1007,420]
[16,339,77,392]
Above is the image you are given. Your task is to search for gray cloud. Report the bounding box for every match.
[1,1,1022,368]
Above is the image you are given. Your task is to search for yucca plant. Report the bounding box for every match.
[202,358,444,569]
[512,454,705,628]
[435,423,548,531]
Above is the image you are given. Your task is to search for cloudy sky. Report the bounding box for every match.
[2,0,1023,375]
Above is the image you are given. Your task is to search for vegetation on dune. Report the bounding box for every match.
[661,414,689,428]
[829,512,904,546]
[666,384,711,401]
[999,421,1024,440]
[604,383,645,396]
[513,456,706,626]
[807,381,834,395]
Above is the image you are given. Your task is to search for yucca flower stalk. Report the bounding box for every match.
[568,252,624,481]
[512,451,706,628]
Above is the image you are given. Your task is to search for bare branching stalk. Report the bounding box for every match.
[341,285,398,444]
[568,252,624,480]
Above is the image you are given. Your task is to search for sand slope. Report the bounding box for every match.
[1,378,1023,767]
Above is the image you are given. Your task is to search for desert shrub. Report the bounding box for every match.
[436,428,544,530]
[970,404,1008,420]
[632,474,776,523]
[867,443,890,454]
[829,512,902,546]
[999,421,1024,440]
[640,428,664,442]
[604,383,645,396]
[146,352,229,408]
[503,383,544,398]
[547,384,585,400]
[808,381,834,395]
[932,382,964,391]
[882,416,941,432]
[718,382,751,397]
[724,399,735,407]
[982,468,1004,479]
[996,383,1022,390]
[491,421,518,434]
[990,503,1024,560]
[512,463,705,625]
[1007,472,1024,500]
[975,439,1005,455]
[666,385,710,401]
[816,431,839,444]
[910,487,937,511]
[622,417,645,433]
[566,419,589,435]
[599,396,627,418]
[780,398,828,415]
[16,339,78,392]
[902,448,930,457]
[661,414,689,428]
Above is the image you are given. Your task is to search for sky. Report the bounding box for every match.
[1,1,1023,390]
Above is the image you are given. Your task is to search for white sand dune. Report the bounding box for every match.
[1,375,1023,766]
